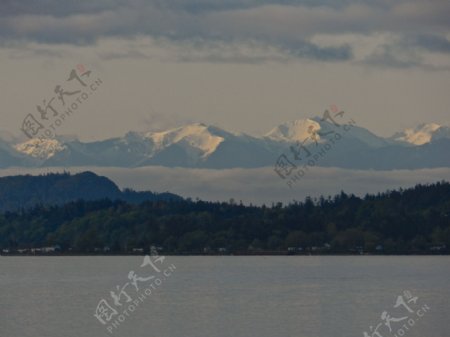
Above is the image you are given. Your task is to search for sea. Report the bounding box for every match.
[0,256,448,337]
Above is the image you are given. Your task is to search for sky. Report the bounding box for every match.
[1,0,450,142]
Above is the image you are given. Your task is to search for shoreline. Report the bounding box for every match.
[1,252,449,257]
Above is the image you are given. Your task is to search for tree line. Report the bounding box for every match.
[0,181,449,254]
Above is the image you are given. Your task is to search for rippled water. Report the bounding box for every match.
[0,256,449,337]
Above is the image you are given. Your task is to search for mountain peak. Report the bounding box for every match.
[265,118,321,142]
[4,118,450,170]
[144,122,225,158]
[14,138,66,159]
[390,123,446,145]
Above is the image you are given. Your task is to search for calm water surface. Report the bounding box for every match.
[0,256,449,337]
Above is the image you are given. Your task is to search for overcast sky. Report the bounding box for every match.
[1,0,450,141]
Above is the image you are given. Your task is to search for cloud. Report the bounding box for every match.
[281,41,352,61]
[412,34,450,53]
[1,166,450,205]
[0,1,449,66]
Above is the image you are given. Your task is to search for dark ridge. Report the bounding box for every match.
[0,171,182,212]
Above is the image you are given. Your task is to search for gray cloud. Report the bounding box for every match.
[0,0,449,66]
[413,34,450,53]
[1,166,450,205]
[362,44,422,69]
[0,0,383,17]
[280,41,352,61]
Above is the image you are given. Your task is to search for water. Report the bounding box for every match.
[0,256,449,337]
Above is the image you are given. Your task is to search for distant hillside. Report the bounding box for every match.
[0,181,449,254]
[0,171,182,212]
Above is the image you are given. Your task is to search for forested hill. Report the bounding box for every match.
[1,181,449,254]
[0,171,182,212]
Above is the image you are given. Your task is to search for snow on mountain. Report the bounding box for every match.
[390,123,444,145]
[140,123,276,168]
[265,117,388,148]
[3,119,450,170]
[265,119,321,143]
[433,125,450,141]
[14,138,66,160]
[144,123,225,158]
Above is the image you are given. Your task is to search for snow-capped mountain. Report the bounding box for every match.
[390,123,450,145]
[14,138,67,160]
[145,123,224,158]
[141,123,227,166]
[4,118,450,170]
[140,123,278,168]
[266,119,321,143]
[266,117,388,148]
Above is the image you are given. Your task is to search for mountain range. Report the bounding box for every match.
[1,117,450,170]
